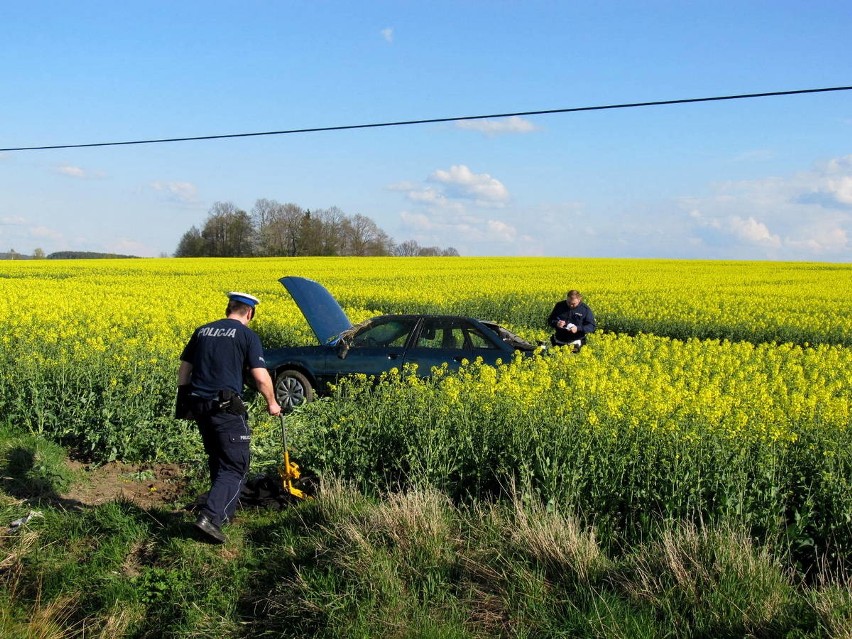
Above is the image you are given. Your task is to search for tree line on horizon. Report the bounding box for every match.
[174,200,459,258]
[1,249,140,260]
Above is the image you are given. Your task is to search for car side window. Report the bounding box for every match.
[417,319,457,349]
[416,325,442,349]
[351,319,416,348]
[417,319,485,350]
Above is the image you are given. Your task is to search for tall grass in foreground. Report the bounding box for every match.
[2,471,850,638]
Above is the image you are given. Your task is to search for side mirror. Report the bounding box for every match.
[337,341,350,360]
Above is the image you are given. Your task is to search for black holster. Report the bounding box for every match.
[217,389,247,415]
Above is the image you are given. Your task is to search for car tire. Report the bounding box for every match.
[275,369,314,412]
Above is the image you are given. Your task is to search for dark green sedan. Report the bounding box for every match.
[264,276,541,411]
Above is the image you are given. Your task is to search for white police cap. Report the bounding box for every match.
[227,291,260,307]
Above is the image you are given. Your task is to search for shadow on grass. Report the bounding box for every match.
[1,445,84,508]
[0,444,212,544]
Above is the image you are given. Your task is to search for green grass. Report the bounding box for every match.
[2,452,851,638]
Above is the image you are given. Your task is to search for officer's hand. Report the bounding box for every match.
[268,402,282,417]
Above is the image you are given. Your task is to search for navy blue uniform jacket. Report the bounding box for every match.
[547,301,596,344]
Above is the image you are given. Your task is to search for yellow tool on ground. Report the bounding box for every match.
[278,413,313,500]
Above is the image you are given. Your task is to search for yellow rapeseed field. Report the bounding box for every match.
[1,257,849,444]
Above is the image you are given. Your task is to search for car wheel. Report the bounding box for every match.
[275,370,314,412]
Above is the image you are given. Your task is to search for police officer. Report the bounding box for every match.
[177,291,281,543]
[547,289,596,351]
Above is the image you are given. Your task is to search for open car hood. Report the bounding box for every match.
[279,276,353,344]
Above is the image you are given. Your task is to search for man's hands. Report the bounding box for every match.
[251,367,282,417]
[556,320,578,333]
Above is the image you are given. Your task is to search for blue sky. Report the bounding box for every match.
[1,1,850,259]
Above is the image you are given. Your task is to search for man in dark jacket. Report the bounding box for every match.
[177,292,281,543]
[547,290,596,351]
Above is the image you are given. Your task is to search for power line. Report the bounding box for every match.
[2,85,850,152]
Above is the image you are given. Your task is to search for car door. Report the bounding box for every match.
[403,317,505,373]
[333,317,418,380]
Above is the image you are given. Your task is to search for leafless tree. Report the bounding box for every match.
[255,202,303,256]
[343,214,392,256]
[393,239,421,256]
[313,206,347,255]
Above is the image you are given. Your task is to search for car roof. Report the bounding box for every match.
[279,276,353,344]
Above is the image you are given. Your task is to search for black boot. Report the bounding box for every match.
[193,514,227,544]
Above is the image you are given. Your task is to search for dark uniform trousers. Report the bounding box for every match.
[192,398,251,528]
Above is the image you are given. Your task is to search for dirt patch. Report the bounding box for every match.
[60,461,191,510]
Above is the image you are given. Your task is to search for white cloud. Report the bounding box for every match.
[429,165,510,206]
[824,156,852,172]
[485,219,517,242]
[149,181,199,204]
[397,208,522,253]
[56,164,104,179]
[786,224,848,254]
[407,187,446,205]
[391,156,851,259]
[391,165,510,219]
[57,165,86,178]
[681,155,852,259]
[455,116,538,136]
[399,211,434,231]
[392,167,563,255]
[0,211,67,255]
[823,176,852,205]
[817,156,852,205]
[381,27,393,43]
[728,216,781,247]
